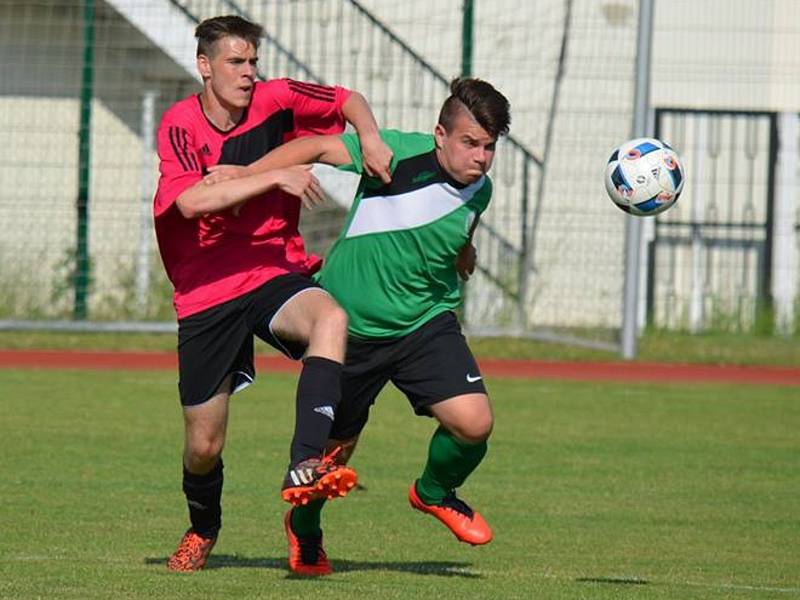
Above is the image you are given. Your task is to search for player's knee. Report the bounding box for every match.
[323,303,349,336]
[186,434,224,466]
[311,303,348,343]
[450,414,493,444]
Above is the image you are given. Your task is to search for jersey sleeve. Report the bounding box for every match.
[339,129,401,177]
[339,132,365,174]
[277,78,351,136]
[153,112,203,217]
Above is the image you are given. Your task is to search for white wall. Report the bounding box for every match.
[0,0,197,318]
[1,0,797,329]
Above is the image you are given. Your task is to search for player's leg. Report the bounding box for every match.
[285,335,387,576]
[167,299,255,572]
[288,435,360,536]
[409,393,494,545]
[249,274,355,505]
[393,312,494,545]
[284,435,360,576]
[269,285,348,464]
[419,392,493,501]
[167,380,231,572]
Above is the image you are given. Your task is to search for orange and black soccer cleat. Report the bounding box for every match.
[281,447,358,506]
[408,481,493,546]
[284,510,332,576]
[166,529,217,572]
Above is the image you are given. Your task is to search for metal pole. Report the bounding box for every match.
[75,0,95,320]
[621,0,654,359]
[137,91,158,314]
[461,0,474,77]
[517,155,530,329]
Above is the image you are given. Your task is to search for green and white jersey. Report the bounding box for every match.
[316,129,493,339]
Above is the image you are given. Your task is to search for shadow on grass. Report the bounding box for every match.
[145,554,480,577]
[576,577,649,586]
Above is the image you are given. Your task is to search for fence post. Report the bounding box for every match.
[75,0,95,320]
[461,0,474,77]
[137,90,159,315]
[773,112,799,334]
[622,0,654,359]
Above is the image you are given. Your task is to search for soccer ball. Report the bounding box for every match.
[604,137,685,216]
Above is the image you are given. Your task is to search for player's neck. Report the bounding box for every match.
[434,147,470,189]
[199,90,244,132]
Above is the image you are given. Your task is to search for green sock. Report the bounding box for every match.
[415,426,488,505]
[290,498,326,537]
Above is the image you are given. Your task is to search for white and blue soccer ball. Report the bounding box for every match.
[604,137,685,216]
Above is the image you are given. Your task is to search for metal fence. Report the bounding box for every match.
[1,0,797,346]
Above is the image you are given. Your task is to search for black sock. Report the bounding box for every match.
[290,356,342,465]
[183,458,223,538]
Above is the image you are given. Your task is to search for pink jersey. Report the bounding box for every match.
[154,79,351,319]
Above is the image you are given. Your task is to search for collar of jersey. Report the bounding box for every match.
[195,93,251,135]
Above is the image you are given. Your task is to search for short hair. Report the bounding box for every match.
[195,15,263,58]
[438,78,511,139]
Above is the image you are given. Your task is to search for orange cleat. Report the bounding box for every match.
[284,510,332,576]
[166,529,217,572]
[281,447,358,506]
[408,482,493,546]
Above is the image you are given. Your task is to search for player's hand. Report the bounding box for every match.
[204,164,250,185]
[275,165,326,210]
[456,243,477,281]
[360,134,393,184]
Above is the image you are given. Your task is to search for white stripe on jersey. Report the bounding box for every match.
[345,177,485,238]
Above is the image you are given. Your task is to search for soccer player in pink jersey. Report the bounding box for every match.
[153,15,392,572]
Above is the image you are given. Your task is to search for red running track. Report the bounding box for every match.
[1,350,799,386]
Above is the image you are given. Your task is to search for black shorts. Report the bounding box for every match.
[329,311,487,439]
[177,273,324,407]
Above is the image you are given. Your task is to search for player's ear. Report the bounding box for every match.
[434,123,447,149]
[197,54,212,80]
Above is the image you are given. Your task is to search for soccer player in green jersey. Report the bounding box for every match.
[207,78,510,576]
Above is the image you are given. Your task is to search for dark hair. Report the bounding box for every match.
[438,78,511,138]
[195,15,263,57]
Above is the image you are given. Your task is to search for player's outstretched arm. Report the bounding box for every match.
[208,135,352,185]
[199,136,349,213]
[175,165,323,218]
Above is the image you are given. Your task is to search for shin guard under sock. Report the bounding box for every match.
[290,498,327,537]
[289,356,342,465]
[416,427,488,505]
[183,458,223,538]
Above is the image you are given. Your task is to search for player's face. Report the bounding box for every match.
[197,36,258,110]
[434,110,497,185]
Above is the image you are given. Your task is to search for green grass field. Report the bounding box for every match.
[1,368,798,599]
[2,328,799,366]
